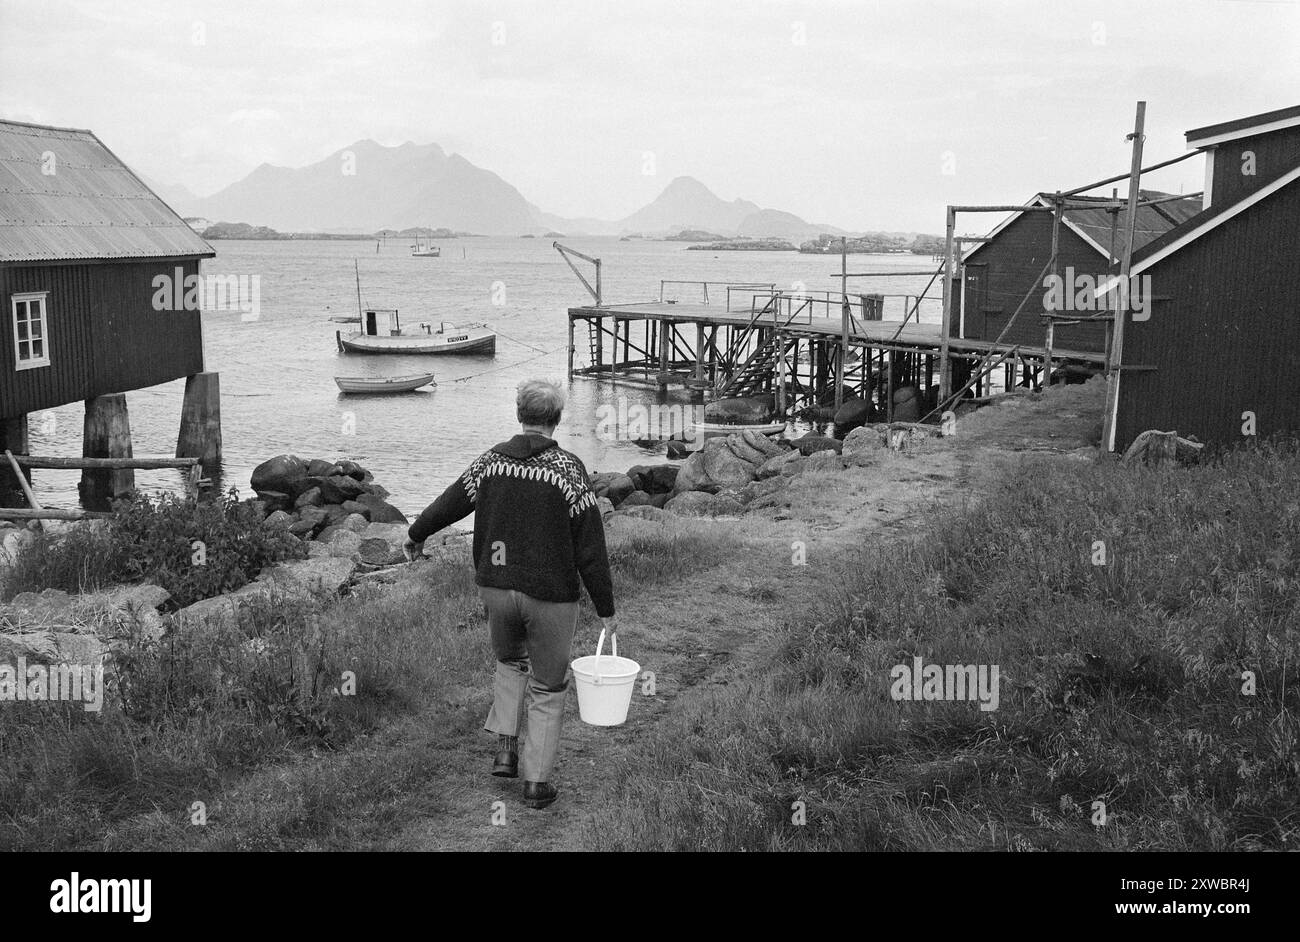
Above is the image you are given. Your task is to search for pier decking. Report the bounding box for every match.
[567,294,1105,422]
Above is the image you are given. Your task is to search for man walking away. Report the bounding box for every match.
[404,379,616,809]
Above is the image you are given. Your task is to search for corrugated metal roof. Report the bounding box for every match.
[1056,191,1204,259]
[0,119,214,263]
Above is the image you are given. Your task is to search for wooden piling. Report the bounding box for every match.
[80,394,134,501]
[176,371,222,467]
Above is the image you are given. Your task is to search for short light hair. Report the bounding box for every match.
[516,379,565,427]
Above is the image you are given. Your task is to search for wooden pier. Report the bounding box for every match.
[566,289,1106,422]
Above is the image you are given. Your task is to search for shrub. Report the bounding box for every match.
[2,489,305,606]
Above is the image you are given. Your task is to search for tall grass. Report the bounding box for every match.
[0,565,485,851]
[590,440,1300,851]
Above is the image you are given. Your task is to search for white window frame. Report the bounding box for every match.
[11,291,50,371]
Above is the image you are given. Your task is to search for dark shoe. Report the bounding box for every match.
[524,781,558,809]
[492,749,518,778]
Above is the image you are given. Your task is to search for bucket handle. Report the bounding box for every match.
[592,628,617,685]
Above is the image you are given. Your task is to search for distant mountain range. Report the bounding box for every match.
[151,139,876,240]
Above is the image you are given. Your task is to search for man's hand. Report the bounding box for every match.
[601,616,619,638]
[403,537,424,562]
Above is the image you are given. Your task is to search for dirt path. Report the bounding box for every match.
[93,382,1103,851]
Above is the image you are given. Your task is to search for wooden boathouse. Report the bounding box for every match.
[0,118,220,505]
[958,190,1200,355]
[1104,104,1300,451]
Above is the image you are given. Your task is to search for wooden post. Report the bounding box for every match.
[1101,101,1147,453]
[595,315,604,372]
[939,206,956,401]
[4,450,40,510]
[81,394,134,501]
[567,315,575,379]
[694,323,705,382]
[176,371,222,467]
[1044,321,1055,389]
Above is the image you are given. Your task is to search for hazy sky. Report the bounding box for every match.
[3,0,1297,231]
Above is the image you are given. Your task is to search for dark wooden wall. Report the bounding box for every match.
[1209,125,1300,209]
[0,258,204,419]
[959,211,1110,354]
[1116,178,1300,449]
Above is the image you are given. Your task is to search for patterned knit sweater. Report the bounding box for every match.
[407,433,615,616]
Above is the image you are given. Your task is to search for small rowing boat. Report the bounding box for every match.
[334,372,437,394]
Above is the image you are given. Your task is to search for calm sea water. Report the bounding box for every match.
[27,238,939,513]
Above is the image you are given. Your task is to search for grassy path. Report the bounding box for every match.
[85,384,1112,851]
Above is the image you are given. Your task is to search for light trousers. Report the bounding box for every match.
[479,587,579,783]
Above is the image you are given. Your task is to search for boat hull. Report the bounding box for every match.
[335,372,437,394]
[338,331,496,355]
[691,420,787,439]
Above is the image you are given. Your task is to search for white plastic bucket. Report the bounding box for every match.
[571,628,640,727]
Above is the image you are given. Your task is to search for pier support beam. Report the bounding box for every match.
[80,394,134,501]
[176,371,223,468]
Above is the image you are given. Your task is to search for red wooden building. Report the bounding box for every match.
[0,118,218,500]
[1105,104,1300,451]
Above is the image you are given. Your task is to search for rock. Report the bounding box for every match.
[294,487,323,509]
[740,428,784,458]
[834,397,872,428]
[794,434,842,456]
[357,537,403,566]
[778,455,807,477]
[330,460,369,481]
[597,497,615,517]
[716,486,751,505]
[756,449,804,479]
[599,473,636,506]
[341,499,372,520]
[355,493,407,524]
[619,490,655,507]
[725,433,768,467]
[319,474,367,503]
[288,509,324,537]
[664,491,746,517]
[627,464,679,495]
[665,440,692,460]
[804,450,847,473]
[179,557,357,631]
[892,386,921,423]
[251,455,308,498]
[672,437,758,494]
[649,493,671,508]
[842,425,883,465]
[323,530,362,560]
[705,395,773,423]
[263,510,294,529]
[322,504,351,525]
[342,513,369,533]
[306,458,335,477]
[367,484,391,500]
[255,490,294,514]
[618,504,668,522]
[739,476,789,503]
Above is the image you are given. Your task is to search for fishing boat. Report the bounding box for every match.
[334,372,436,394]
[411,233,441,257]
[336,262,497,355]
[337,310,497,354]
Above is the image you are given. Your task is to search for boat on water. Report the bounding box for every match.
[335,372,436,394]
[336,262,497,355]
[411,233,441,257]
[337,310,497,354]
[691,419,787,439]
